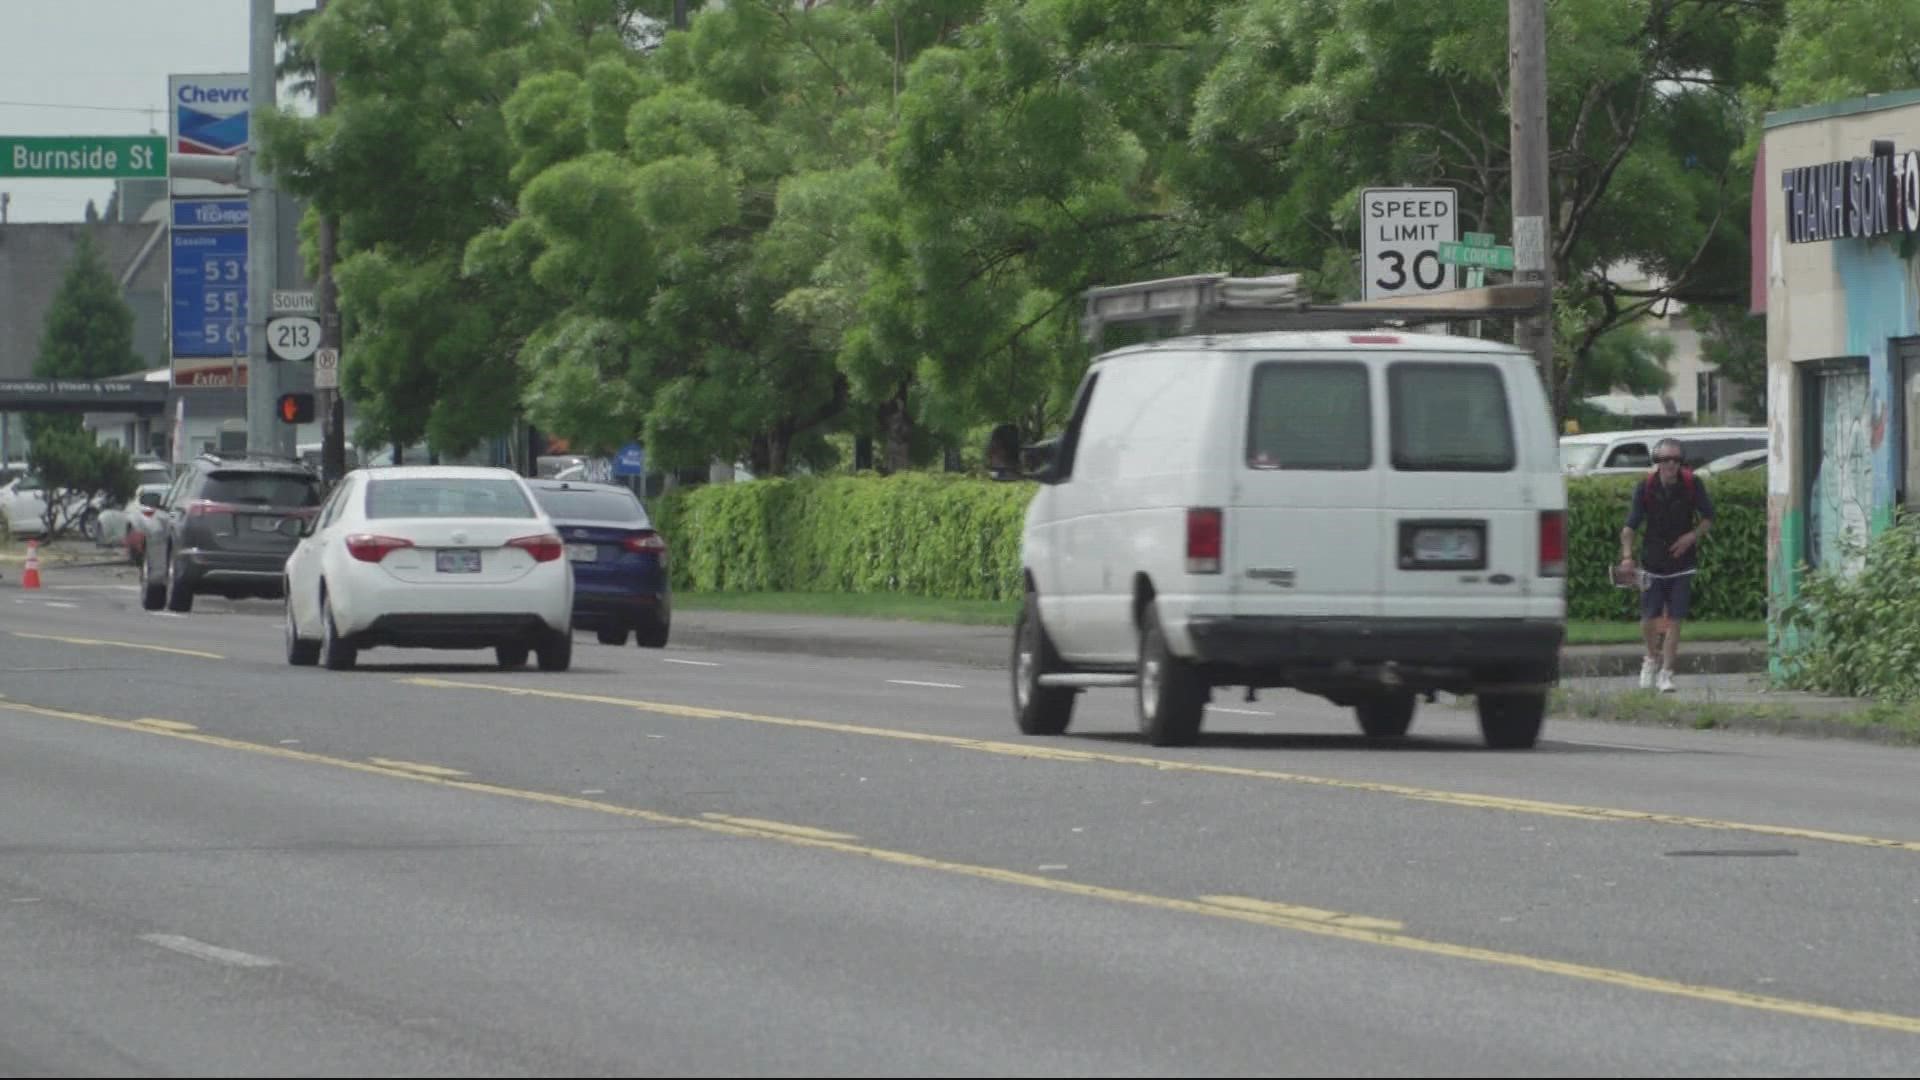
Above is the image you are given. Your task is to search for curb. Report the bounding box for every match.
[1560,644,1767,679]
[1547,692,1913,746]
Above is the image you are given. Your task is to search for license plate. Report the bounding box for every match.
[566,543,597,562]
[1412,527,1480,564]
[250,516,283,533]
[435,548,482,574]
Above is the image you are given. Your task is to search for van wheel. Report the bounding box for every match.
[1012,591,1074,735]
[1137,604,1204,747]
[1355,693,1416,739]
[1477,691,1546,749]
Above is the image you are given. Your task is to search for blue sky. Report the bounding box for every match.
[0,1,312,223]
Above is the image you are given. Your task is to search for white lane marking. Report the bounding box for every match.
[1209,707,1274,717]
[51,585,139,592]
[661,658,720,667]
[40,602,77,609]
[581,788,606,795]
[1552,738,1685,754]
[887,679,964,690]
[140,934,278,968]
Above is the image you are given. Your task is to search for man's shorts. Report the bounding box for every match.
[1641,572,1693,620]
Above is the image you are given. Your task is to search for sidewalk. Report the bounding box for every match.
[672,608,1765,679]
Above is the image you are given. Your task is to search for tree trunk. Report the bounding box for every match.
[880,385,912,474]
[748,433,772,478]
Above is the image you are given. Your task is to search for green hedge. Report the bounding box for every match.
[1566,469,1766,621]
[650,469,1768,619]
[650,473,1033,600]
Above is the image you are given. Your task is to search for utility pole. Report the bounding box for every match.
[673,0,688,30]
[245,0,282,454]
[1509,0,1554,407]
[315,0,347,486]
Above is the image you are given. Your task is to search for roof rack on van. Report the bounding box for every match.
[1080,273,1546,350]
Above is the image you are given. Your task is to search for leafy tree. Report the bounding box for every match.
[1183,0,1783,419]
[27,232,142,447]
[1770,0,1920,108]
[28,429,135,539]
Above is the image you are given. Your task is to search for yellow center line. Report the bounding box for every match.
[11,631,224,661]
[368,758,470,778]
[2,694,1917,1036]
[400,677,1920,855]
[700,814,858,841]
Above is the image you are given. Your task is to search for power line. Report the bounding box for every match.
[0,99,159,115]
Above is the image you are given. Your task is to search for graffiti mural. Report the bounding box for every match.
[1810,366,1873,575]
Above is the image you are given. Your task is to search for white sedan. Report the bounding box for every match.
[283,466,575,671]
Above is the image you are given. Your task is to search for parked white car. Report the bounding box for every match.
[283,466,574,671]
[96,481,173,558]
[1559,427,1765,476]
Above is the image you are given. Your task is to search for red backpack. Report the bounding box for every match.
[1642,465,1696,501]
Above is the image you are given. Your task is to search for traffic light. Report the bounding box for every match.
[276,392,315,424]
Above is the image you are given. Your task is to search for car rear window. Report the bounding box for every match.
[365,477,536,519]
[1389,363,1516,472]
[202,471,321,506]
[1246,362,1372,470]
[531,487,649,525]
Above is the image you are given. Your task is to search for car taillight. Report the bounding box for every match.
[1539,510,1566,577]
[185,500,241,518]
[507,533,564,562]
[622,530,667,555]
[1187,507,1222,574]
[345,534,414,562]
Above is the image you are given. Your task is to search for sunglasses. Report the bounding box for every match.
[1654,455,1683,464]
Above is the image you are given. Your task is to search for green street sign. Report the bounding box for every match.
[1463,231,1495,247]
[1,136,165,178]
[1437,240,1515,271]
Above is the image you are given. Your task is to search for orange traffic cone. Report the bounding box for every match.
[20,539,41,590]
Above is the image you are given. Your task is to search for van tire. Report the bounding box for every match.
[1012,591,1074,735]
[1355,693,1416,739]
[1137,604,1204,746]
[1477,691,1546,749]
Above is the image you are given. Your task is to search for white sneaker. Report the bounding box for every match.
[1639,656,1659,690]
[1657,669,1676,693]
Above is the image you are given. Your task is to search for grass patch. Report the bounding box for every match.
[1563,619,1766,645]
[671,589,1765,641]
[676,590,1021,626]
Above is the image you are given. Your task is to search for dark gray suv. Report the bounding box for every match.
[139,452,323,612]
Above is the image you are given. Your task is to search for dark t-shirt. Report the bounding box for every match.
[1626,471,1715,575]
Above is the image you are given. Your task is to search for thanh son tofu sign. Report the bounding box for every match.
[1361,188,1458,300]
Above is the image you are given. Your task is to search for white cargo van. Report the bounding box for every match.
[1002,275,1567,749]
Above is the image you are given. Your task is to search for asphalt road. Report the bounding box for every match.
[2,565,1918,1076]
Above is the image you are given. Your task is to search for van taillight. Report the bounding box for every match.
[1539,510,1566,577]
[1187,508,1222,574]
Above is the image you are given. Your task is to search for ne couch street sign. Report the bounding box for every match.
[0,136,166,178]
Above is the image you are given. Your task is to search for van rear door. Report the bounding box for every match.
[1377,357,1539,618]
[1227,358,1384,617]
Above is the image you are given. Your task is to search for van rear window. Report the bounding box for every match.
[1389,363,1516,472]
[1246,362,1371,470]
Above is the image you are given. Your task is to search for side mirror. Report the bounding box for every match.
[138,491,163,509]
[1022,437,1062,483]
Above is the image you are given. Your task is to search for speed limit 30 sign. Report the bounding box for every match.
[1361,188,1457,301]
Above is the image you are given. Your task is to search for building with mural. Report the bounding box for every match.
[1758,91,1920,662]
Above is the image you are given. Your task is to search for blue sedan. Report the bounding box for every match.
[528,479,671,647]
